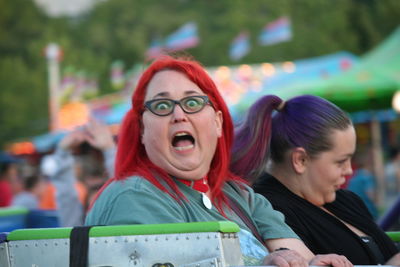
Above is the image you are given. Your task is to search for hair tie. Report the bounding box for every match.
[276,101,285,111]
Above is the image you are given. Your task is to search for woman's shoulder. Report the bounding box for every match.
[85,175,179,225]
[253,173,288,197]
[99,175,162,201]
[108,175,156,190]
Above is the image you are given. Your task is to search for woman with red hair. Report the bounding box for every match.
[85,56,350,267]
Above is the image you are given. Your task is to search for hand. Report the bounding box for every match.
[310,254,353,267]
[263,249,308,267]
[84,118,115,150]
[59,130,87,151]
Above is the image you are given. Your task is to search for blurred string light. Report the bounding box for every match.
[238,64,253,79]
[282,61,296,73]
[392,90,400,112]
[261,63,275,76]
[215,66,231,81]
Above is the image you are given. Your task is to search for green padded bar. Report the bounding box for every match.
[90,221,239,237]
[386,231,400,242]
[8,227,72,241]
[0,207,28,217]
[8,221,240,241]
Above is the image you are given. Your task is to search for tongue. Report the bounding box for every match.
[174,139,193,148]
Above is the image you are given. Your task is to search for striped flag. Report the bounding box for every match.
[145,38,164,59]
[165,22,199,51]
[259,16,292,46]
[229,32,250,61]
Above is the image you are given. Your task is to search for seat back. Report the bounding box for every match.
[0,208,28,232]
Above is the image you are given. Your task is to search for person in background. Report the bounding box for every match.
[0,152,22,207]
[384,146,400,207]
[85,56,351,267]
[230,94,400,265]
[41,118,116,226]
[12,174,46,209]
[347,151,378,219]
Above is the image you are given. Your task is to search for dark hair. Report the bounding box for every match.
[231,94,352,182]
[0,162,11,176]
[23,175,41,191]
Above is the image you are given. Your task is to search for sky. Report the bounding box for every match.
[34,0,105,17]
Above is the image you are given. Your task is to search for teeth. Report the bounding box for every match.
[174,144,194,151]
[175,132,189,137]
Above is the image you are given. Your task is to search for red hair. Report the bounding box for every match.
[95,56,243,212]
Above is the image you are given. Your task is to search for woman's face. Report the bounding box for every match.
[302,126,356,206]
[141,70,223,180]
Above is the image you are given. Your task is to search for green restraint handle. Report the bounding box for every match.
[7,221,240,241]
[386,231,400,242]
[0,207,29,217]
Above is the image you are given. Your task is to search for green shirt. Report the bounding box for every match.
[85,176,298,264]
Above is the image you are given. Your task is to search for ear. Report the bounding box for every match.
[215,110,223,137]
[291,147,308,174]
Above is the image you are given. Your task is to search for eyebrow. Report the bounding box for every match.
[342,152,354,158]
[151,90,202,99]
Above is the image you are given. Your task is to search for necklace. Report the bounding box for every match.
[175,177,212,209]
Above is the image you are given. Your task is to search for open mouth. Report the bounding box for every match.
[172,132,195,151]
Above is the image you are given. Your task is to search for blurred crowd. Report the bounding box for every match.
[0,118,116,227]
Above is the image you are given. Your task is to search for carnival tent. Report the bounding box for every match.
[275,26,400,112]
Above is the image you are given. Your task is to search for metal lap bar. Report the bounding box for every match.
[5,221,243,267]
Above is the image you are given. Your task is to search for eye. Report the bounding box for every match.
[337,159,348,165]
[184,97,203,110]
[153,100,172,111]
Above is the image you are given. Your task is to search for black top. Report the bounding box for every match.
[253,173,399,264]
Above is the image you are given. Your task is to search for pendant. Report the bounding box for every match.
[202,193,212,209]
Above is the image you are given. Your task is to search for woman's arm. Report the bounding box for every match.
[264,238,352,267]
[265,237,314,259]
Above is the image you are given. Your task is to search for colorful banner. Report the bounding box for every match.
[165,22,199,51]
[259,16,292,46]
[229,32,250,61]
[145,38,164,59]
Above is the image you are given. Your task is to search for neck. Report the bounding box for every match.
[269,165,326,207]
[269,164,303,197]
[175,176,209,193]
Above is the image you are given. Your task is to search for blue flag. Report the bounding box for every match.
[229,32,250,61]
[165,22,199,51]
[259,16,292,46]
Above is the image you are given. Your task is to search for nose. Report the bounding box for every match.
[344,160,353,176]
[171,103,188,123]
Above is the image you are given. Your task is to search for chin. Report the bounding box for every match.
[168,168,207,180]
[326,193,337,204]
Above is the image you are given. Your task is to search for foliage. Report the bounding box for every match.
[0,0,399,148]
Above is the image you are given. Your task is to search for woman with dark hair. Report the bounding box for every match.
[231,94,400,265]
[85,57,350,266]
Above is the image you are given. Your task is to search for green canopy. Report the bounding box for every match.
[277,26,400,112]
